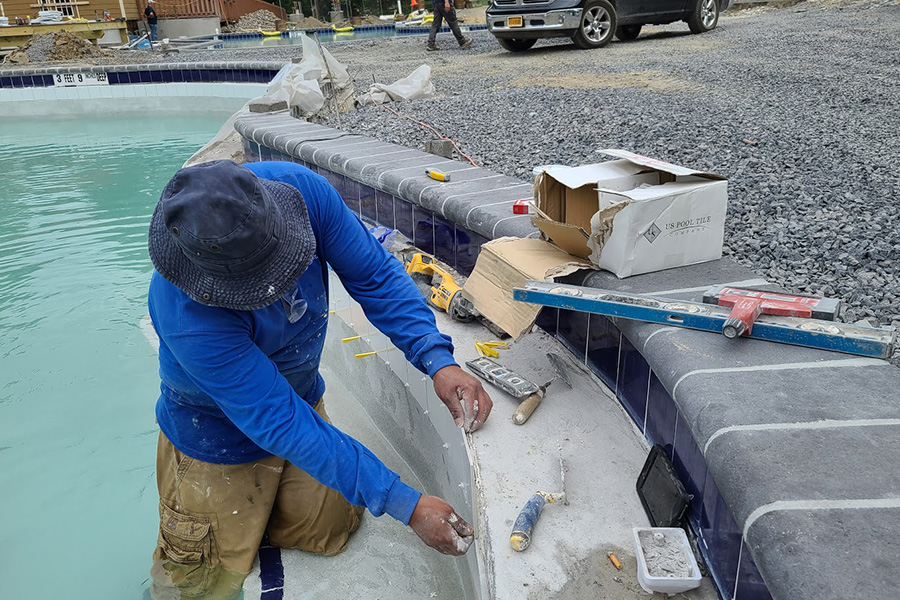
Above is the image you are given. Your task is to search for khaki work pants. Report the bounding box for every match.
[150,399,364,600]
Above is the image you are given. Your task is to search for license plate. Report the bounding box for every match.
[507,16,523,27]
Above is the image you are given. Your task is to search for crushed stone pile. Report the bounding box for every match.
[232,9,279,31]
[3,31,109,64]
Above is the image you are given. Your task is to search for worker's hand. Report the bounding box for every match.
[409,495,474,556]
[445,2,451,10]
[433,365,492,432]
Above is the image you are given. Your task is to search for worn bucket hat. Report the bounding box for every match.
[148,160,316,311]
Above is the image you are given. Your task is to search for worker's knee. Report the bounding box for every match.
[268,499,364,556]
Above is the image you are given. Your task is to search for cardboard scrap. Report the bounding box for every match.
[462,237,593,339]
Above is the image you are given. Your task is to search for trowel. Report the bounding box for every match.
[511,352,572,425]
[510,451,568,552]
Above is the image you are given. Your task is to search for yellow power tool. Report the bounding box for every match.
[405,253,475,322]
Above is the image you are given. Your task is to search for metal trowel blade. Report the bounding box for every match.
[547,352,572,388]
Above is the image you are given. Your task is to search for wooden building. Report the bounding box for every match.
[0,0,285,27]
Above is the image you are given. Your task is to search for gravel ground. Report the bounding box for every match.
[308,0,898,328]
[6,1,898,329]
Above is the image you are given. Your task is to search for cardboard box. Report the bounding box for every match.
[533,149,728,278]
[462,237,592,339]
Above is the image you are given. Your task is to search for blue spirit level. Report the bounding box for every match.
[513,281,895,359]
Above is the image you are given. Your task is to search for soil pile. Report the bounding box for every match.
[4,31,109,64]
[287,16,329,29]
[233,9,279,31]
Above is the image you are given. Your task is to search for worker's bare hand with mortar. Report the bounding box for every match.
[410,494,475,555]
[433,365,493,432]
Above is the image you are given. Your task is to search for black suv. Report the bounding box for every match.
[486,0,733,51]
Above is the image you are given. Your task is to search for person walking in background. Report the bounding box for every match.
[144,0,158,42]
[427,0,471,51]
[146,160,492,599]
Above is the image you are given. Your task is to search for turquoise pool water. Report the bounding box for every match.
[0,114,232,599]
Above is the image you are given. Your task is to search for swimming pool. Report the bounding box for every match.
[0,113,234,599]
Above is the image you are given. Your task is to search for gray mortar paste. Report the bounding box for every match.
[637,530,692,578]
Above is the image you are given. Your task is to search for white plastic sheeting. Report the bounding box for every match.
[257,33,354,118]
[356,65,435,107]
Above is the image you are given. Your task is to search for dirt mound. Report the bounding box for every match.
[287,16,329,29]
[3,31,109,64]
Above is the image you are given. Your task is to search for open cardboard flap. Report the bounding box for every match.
[462,237,593,339]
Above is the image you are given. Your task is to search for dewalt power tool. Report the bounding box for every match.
[405,253,476,323]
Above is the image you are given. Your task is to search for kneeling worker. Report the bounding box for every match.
[147,160,493,599]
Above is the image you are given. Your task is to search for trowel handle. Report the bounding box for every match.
[512,391,543,425]
[509,493,547,552]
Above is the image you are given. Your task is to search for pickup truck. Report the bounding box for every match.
[486,0,734,51]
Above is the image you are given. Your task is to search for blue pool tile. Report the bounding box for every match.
[535,307,558,337]
[586,315,620,391]
[395,198,414,240]
[433,215,455,269]
[454,227,486,276]
[149,70,162,82]
[645,371,676,451]
[107,72,120,84]
[140,70,151,83]
[375,190,395,229]
[11,76,23,88]
[413,206,434,255]
[359,184,377,222]
[556,308,589,363]
[343,179,361,216]
[159,70,173,83]
[242,138,257,162]
[699,477,743,599]
[616,336,650,429]
[734,541,773,600]
[672,416,707,522]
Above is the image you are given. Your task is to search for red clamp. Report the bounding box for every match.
[702,286,840,339]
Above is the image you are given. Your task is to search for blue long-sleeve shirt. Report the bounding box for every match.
[148,161,457,524]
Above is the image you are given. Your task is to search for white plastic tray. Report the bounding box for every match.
[632,527,702,595]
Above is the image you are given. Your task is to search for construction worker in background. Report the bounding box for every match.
[426,0,471,51]
[144,0,158,41]
[146,160,493,599]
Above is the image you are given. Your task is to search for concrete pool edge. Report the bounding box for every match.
[325,277,486,599]
[235,111,900,600]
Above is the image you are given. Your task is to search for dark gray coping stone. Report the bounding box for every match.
[235,112,900,600]
[747,507,900,600]
[234,112,541,240]
[0,61,286,77]
[562,264,900,600]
